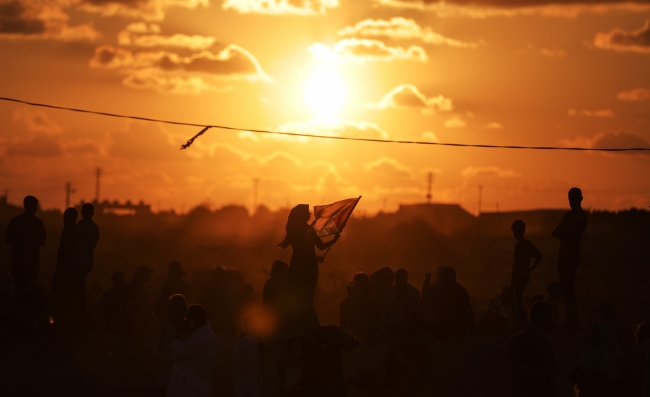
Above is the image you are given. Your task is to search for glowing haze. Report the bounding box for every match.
[0,0,649,214]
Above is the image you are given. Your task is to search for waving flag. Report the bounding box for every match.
[312,197,361,237]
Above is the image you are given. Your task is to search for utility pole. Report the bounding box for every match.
[252,178,260,211]
[477,185,483,216]
[65,182,76,208]
[426,172,433,204]
[383,197,387,212]
[95,167,102,203]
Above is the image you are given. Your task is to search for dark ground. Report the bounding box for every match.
[1,328,648,397]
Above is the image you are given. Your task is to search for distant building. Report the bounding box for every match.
[79,199,152,216]
[398,203,476,235]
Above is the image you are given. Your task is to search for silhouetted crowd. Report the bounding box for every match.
[2,189,650,397]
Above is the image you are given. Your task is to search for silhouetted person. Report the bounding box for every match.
[420,267,470,340]
[348,272,379,336]
[510,220,543,331]
[570,324,621,396]
[635,323,650,344]
[299,307,359,397]
[423,265,448,296]
[380,268,420,332]
[86,282,102,332]
[277,337,307,397]
[156,294,187,397]
[0,276,13,320]
[531,294,545,306]
[51,207,78,325]
[279,205,340,313]
[70,203,100,322]
[0,276,18,354]
[201,266,225,306]
[205,270,243,335]
[478,297,509,337]
[338,282,357,330]
[103,270,126,334]
[375,312,432,397]
[507,301,555,397]
[166,304,219,397]
[422,272,432,297]
[159,261,190,321]
[5,195,46,305]
[124,265,155,335]
[263,260,288,311]
[234,314,267,397]
[546,282,563,328]
[369,267,395,301]
[552,187,587,332]
[599,300,624,342]
[499,285,514,326]
[241,283,258,318]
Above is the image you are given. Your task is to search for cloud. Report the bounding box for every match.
[0,108,65,157]
[444,117,467,128]
[89,44,271,94]
[370,84,453,114]
[617,87,650,101]
[364,157,415,180]
[338,17,478,48]
[421,131,439,141]
[561,131,650,155]
[309,39,427,62]
[277,118,389,140]
[12,108,62,135]
[77,0,208,21]
[108,121,189,161]
[118,22,217,50]
[375,0,650,18]
[122,73,233,95]
[0,0,100,41]
[567,109,615,117]
[594,20,650,53]
[222,0,338,15]
[62,140,102,155]
[485,122,503,129]
[4,134,63,157]
[462,166,521,178]
[237,131,260,141]
[517,44,566,58]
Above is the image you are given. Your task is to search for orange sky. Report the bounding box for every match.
[0,0,649,214]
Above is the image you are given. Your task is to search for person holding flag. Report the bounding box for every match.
[278,198,360,314]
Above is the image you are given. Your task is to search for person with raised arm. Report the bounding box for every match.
[278,205,339,313]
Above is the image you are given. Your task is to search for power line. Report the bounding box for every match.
[2,96,650,152]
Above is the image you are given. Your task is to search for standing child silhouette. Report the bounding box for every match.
[510,220,543,331]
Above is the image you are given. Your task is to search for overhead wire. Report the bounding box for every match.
[2,96,650,152]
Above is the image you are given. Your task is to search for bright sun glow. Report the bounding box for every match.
[304,69,346,117]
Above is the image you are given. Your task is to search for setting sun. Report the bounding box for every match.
[304,68,346,117]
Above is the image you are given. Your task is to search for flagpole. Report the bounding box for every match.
[320,246,332,263]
